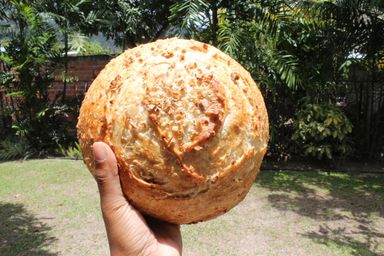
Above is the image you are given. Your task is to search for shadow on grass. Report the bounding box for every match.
[256,171,384,219]
[256,170,384,255]
[0,202,58,256]
[303,223,383,256]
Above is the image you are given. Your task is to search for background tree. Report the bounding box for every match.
[33,0,97,102]
[1,0,383,161]
[328,0,384,159]
[170,0,383,161]
[84,0,175,49]
[0,0,73,158]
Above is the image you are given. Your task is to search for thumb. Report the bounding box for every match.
[92,142,126,210]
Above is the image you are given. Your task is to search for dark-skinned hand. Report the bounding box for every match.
[92,142,182,256]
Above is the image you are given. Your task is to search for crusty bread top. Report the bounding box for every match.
[77,38,269,223]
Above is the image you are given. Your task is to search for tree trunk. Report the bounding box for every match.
[62,31,69,103]
[211,2,218,46]
[152,23,170,41]
[366,53,377,158]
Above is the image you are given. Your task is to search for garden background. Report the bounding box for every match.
[1,0,383,164]
[0,1,384,255]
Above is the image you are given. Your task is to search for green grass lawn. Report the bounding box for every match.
[0,159,383,256]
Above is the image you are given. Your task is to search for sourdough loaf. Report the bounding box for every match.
[77,38,269,224]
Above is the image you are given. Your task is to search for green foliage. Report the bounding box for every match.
[0,0,76,156]
[292,104,353,160]
[170,0,210,37]
[58,141,82,159]
[0,0,382,161]
[0,137,32,161]
[170,1,307,90]
[217,16,242,58]
[89,0,173,49]
[33,0,99,102]
[114,0,384,161]
[78,40,111,55]
[328,0,384,159]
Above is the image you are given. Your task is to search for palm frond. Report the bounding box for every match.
[218,19,243,58]
[271,51,301,90]
[69,32,87,53]
[170,0,210,35]
[256,45,301,90]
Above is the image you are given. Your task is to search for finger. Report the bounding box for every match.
[92,142,125,205]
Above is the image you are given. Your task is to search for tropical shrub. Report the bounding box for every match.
[79,41,112,55]
[0,137,32,161]
[0,1,76,157]
[58,141,82,159]
[292,104,353,160]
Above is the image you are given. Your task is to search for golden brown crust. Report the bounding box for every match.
[77,38,269,224]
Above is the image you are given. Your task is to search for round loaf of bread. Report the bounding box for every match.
[77,38,269,224]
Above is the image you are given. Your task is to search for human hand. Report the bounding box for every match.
[92,142,182,256]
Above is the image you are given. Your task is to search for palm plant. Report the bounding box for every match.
[170,0,307,90]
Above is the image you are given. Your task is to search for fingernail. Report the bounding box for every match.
[92,143,108,163]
